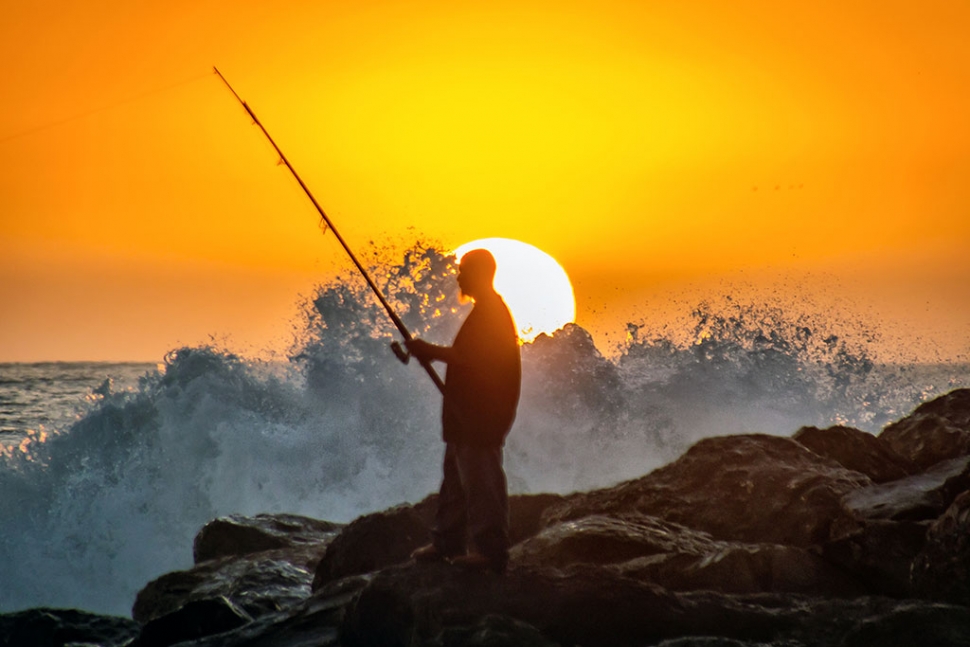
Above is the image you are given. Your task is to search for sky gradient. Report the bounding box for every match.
[2,1,968,362]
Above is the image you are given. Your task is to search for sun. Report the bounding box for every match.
[453,238,576,343]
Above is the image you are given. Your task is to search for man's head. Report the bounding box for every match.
[457,248,497,300]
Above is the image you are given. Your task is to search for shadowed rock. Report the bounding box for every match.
[840,455,970,522]
[132,596,251,647]
[879,388,970,470]
[793,424,915,483]
[339,562,796,647]
[542,434,872,547]
[312,493,565,590]
[0,608,138,647]
[133,556,315,625]
[133,512,346,625]
[824,518,930,596]
[912,490,970,605]
[193,513,342,565]
[615,541,865,597]
[511,513,721,568]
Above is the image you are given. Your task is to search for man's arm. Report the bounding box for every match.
[406,338,460,364]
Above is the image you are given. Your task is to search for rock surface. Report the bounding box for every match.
[879,388,970,470]
[7,388,970,646]
[193,513,343,565]
[541,434,872,547]
[792,424,915,483]
[0,608,138,647]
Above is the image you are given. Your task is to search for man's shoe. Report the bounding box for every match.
[411,544,450,563]
[449,552,507,574]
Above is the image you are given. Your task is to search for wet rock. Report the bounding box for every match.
[339,562,797,647]
[168,575,368,647]
[912,490,970,605]
[824,518,930,596]
[792,424,915,483]
[312,500,436,590]
[0,608,139,647]
[193,512,342,565]
[132,555,314,624]
[840,455,970,522]
[312,493,565,590]
[510,514,721,568]
[838,600,970,647]
[132,595,251,647]
[428,614,558,647]
[543,434,872,547]
[879,388,970,470]
[616,541,865,597]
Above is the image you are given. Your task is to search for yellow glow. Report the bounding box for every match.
[454,238,576,342]
[1,1,968,360]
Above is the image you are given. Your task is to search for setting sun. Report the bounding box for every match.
[454,238,576,342]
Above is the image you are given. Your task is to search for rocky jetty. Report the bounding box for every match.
[5,388,970,647]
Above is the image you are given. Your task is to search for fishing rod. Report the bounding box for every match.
[213,67,444,395]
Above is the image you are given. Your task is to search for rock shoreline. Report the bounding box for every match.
[5,388,970,646]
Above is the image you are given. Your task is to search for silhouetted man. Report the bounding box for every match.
[407,248,521,573]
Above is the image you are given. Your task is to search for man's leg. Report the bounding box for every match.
[455,443,509,571]
[430,443,468,557]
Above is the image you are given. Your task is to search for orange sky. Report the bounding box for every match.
[1,0,968,362]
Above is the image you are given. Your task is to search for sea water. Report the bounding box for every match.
[2,244,968,616]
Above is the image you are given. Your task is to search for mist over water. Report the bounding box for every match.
[2,244,968,616]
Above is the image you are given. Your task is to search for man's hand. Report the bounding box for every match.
[405,338,435,362]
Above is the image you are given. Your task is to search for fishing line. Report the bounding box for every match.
[0,71,213,144]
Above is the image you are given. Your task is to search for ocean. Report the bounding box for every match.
[2,245,969,617]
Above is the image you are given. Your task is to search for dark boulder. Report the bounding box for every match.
[158,575,369,647]
[312,493,565,590]
[912,490,970,605]
[838,600,970,647]
[428,614,558,647]
[193,513,342,566]
[339,562,797,647]
[879,388,970,470]
[543,434,872,547]
[312,500,436,590]
[133,555,315,625]
[824,518,931,596]
[132,595,251,647]
[0,608,139,647]
[616,541,865,597]
[510,514,721,568]
[792,424,915,483]
[840,455,970,522]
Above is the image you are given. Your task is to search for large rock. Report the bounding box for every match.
[543,434,872,547]
[339,562,793,647]
[133,513,343,625]
[0,608,139,647]
[513,513,863,597]
[133,556,314,625]
[840,455,970,522]
[338,560,970,647]
[312,493,565,590]
[792,424,915,483]
[824,518,931,596]
[912,490,970,605]
[132,595,252,647]
[511,514,721,569]
[193,513,342,565]
[312,500,436,590]
[146,574,369,647]
[879,388,970,470]
[616,542,865,597]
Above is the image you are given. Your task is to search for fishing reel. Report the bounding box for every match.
[390,341,410,365]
